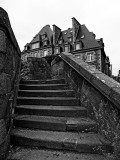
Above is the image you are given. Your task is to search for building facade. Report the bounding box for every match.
[53,18,112,76]
[22,18,112,76]
[22,25,53,62]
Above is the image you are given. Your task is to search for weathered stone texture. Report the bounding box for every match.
[32,57,51,80]
[21,57,51,80]
[51,56,64,79]
[0,30,6,52]
[0,7,21,159]
[51,52,120,159]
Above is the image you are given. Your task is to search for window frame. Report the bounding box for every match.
[86,51,95,62]
[75,43,81,50]
[44,50,48,57]
[64,45,69,52]
[55,48,59,54]
[31,42,39,49]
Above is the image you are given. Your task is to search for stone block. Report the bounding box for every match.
[0,93,10,119]
[110,88,120,109]
[0,30,6,52]
[0,73,11,94]
[60,52,102,81]
[0,134,10,160]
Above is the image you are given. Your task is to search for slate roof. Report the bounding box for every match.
[80,25,100,49]
[59,28,73,43]
[57,24,101,50]
[30,25,53,45]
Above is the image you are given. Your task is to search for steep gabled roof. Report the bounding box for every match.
[30,25,53,45]
[56,23,100,50]
[76,25,101,49]
[61,28,73,43]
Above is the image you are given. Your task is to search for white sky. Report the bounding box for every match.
[1,0,120,75]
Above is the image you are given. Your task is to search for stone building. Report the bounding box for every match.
[22,25,53,62]
[53,17,112,76]
[22,17,112,76]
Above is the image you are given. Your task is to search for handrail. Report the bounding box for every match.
[59,52,120,110]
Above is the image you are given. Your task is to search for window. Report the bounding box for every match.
[24,46,27,50]
[59,40,62,44]
[86,51,95,62]
[40,51,44,57]
[41,34,46,40]
[60,47,63,53]
[81,35,85,39]
[65,46,69,52]
[75,43,81,50]
[69,37,72,42]
[55,48,59,54]
[27,46,30,50]
[44,50,48,57]
[43,41,48,46]
[31,43,39,49]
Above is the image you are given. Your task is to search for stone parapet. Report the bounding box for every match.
[0,7,21,159]
[60,52,120,109]
[51,52,120,159]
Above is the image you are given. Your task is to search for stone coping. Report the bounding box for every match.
[0,7,21,55]
[60,52,120,110]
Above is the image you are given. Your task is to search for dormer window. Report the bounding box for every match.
[43,40,48,46]
[55,48,59,54]
[68,37,72,42]
[75,41,83,50]
[75,43,81,50]
[24,46,27,51]
[59,40,63,44]
[65,46,69,52]
[27,46,30,50]
[60,46,63,53]
[41,34,46,40]
[81,35,85,39]
[31,42,39,49]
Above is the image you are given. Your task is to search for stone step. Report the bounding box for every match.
[15,105,87,117]
[17,97,80,106]
[19,84,68,90]
[18,90,75,97]
[14,115,98,132]
[20,78,65,85]
[11,129,113,154]
[7,147,112,160]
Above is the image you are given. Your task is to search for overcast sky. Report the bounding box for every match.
[1,0,120,75]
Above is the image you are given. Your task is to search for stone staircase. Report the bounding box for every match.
[7,78,113,160]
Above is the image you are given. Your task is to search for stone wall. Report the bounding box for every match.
[51,52,120,159]
[21,57,51,80]
[21,55,58,80]
[0,7,21,159]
